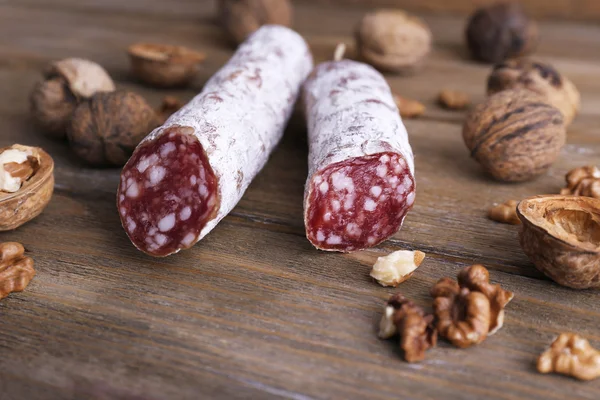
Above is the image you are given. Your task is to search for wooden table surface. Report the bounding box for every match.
[1,1,599,399]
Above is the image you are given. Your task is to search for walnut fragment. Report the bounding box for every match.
[378,294,437,362]
[488,200,521,225]
[370,250,425,287]
[438,89,470,110]
[393,94,425,119]
[538,333,600,381]
[560,165,600,199]
[0,242,35,300]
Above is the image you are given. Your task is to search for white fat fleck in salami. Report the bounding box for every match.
[303,59,415,252]
[117,26,313,256]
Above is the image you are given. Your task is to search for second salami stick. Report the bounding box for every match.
[303,53,415,252]
[118,26,313,256]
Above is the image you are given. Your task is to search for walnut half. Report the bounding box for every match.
[0,145,54,231]
[538,333,600,381]
[0,242,35,300]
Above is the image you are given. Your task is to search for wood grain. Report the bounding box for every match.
[0,1,599,399]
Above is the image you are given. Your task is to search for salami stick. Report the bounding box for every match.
[303,46,415,252]
[118,26,313,256]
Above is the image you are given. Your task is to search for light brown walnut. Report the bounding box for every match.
[393,94,425,119]
[517,195,600,289]
[538,333,600,381]
[560,165,600,199]
[0,242,35,300]
[438,89,470,110]
[488,200,521,225]
[463,88,565,182]
[356,9,431,74]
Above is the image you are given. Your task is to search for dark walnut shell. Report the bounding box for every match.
[0,146,54,231]
[517,195,600,289]
[67,92,160,167]
[466,2,537,63]
[356,9,432,74]
[487,58,581,126]
[218,0,293,45]
[463,88,565,182]
[128,43,206,88]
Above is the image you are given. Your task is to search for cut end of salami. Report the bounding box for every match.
[117,125,219,257]
[305,152,415,252]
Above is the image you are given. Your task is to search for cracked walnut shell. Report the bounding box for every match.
[538,333,600,381]
[128,43,206,88]
[356,9,431,74]
[0,242,35,300]
[560,165,600,199]
[378,294,437,362]
[218,0,293,45]
[487,59,580,126]
[517,195,600,289]
[30,58,115,138]
[0,145,54,231]
[463,88,565,182]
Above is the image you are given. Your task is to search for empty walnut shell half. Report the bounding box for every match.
[487,59,581,127]
[0,145,54,231]
[128,43,206,88]
[517,195,600,289]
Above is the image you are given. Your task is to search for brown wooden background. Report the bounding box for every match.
[0,1,599,399]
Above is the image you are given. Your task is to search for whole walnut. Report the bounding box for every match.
[487,59,580,126]
[218,0,293,45]
[356,9,432,74]
[30,58,115,139]
[463,88,565,182]
[67,92,159,167]
[466,2,537,63]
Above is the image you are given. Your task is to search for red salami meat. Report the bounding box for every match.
[118,25,313,256]
[303,59,415,252]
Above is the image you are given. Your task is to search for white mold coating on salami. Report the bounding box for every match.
[118,25,313,256]
[303,60,415,252]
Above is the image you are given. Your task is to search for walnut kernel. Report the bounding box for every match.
[0,145,54,231]
[218,0,293,45]
[438,89,470,110]
[30,58,115,138]
[0,242,35,300]
[393,94,425,119]
[67,92,160,166]
[487,59,580,126]
[157,96,184,125]
[517,195,600,289]
[378,294,437,363]
[128,43,206,88]
[488,200,521,225]
[370,250,425,287]
[463,88,565,182]
[538,333,600,381]
[356,9,431,74]
[465,2,537,63]
[560,165,600,199]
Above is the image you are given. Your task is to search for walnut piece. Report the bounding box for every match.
[128,43,206,88]
[517,195,600,289]
[378,294,437,362]
[560,165,600,199]
[538,333,600,381]
[431,265,513,348]
[30,58,115,138]
[218,0,293,45]
[463,88,565,182]
[67,91,160,166]
[0,242,35,300]
[356,9,431,74]
[488,200,521,225]
[465,3,537,63]
[487,59,580,126]
[157,96,184,125]
[0,145,54,231]
[393,94,425,119]
[370,250,425,287]
[438,89,470,110]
